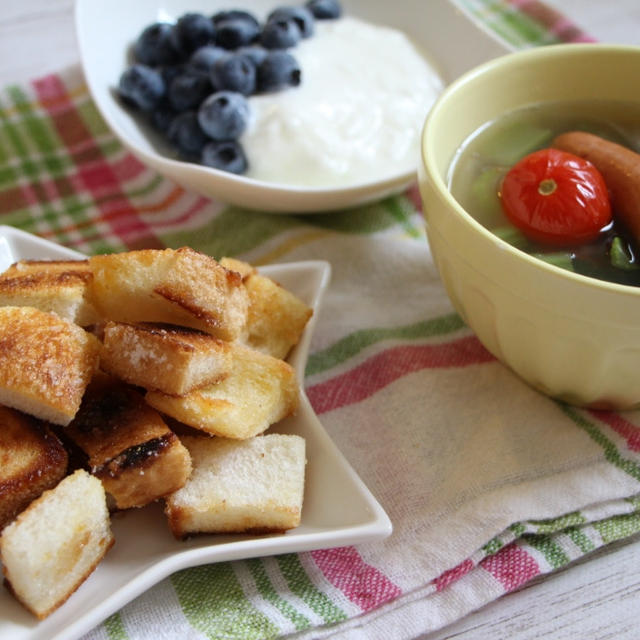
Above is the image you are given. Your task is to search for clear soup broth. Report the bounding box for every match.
[448,99,640,286]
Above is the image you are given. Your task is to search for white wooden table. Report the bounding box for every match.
[0,1,639,639]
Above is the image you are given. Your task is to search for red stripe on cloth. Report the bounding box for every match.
[307,336,494,415]
[589,410,640,453]
[507,0,597,42]
[433,558,474,592]
[32,74,162,249]
[480,543,540,591]
[311,547,401,611]
[110,152,148,183]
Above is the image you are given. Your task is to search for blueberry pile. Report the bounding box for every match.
[118,0,342,175]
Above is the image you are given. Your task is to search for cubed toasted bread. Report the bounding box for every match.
[0,259,100,326]
[64,375,192,509]
[0,405,68,530]
[0,469,114,620]
[100,322,232,395]
[89,248,248,340]
[220,258,312,359]
[165,434,306,539]
[0,306,100,425]
[146,344,298,439]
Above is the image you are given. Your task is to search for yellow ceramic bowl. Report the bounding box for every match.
[418,44,640,409]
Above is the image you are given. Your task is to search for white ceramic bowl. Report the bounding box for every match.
[419,44,640,409]
[75,0,510,213]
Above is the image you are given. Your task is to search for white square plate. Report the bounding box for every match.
[75,0,512,212]
[0,225,392,640]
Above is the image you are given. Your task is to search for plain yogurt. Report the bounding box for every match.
[242,16,444,187]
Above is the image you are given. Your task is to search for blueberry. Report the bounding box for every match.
[188,45,227,75]
[159,63,187,88]
[210,54,256,95]
[201,140,248,174]
[167,111,210,157]
[133,23,180,66]
[170,12,216,56]
[149,99,178,132]
[215,17,261,49]
[236,45,269,67]
[118,64,165,111]
[256,51,301,92]
[197,91,249,141]
[260,18,301,49]
[268,6,315,38]
[306,0,342,19]
[168,72,212,111]
[212,9,260,30]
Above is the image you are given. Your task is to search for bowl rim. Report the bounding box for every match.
[421,42,640,297]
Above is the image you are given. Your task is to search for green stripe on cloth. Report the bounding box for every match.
[566,527,597,554]
[247,558,311,631]
[456,0,562,48]
[523,534,570,569]
[306,313,466,376]
[161,208,300,257]
[276,554,347,625]
[76,97,113,138]
[104,613,129,640]
[172,563,279,639]
[592,512,640,544]
[162,193,415,258]
[527,511,587,534]
[384,195,424,239]
[561,405,640,482]
[482,536,505,556]
[7,85,66,163]
[300,195,414,234]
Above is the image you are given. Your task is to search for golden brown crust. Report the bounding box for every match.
[89,248,249,340]
[100,321,232,395]
[220,257,312,359]
[167,504,291,540]
[0,307,100,425]
[145,344,298,439]
[65,376,192,509]
[0,260,99,326]
[0,406,68,530]
[1,259,91,275]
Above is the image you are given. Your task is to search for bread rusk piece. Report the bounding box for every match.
[0,469,114,620]
[220,257,312,359]
[65,375,192,509]
[89,248,249,340]
[0,405,68,530]
[100,321,232,395]
[165,434,306,539]
[146,344,298,439]
[0,306,100,425]
[0,259,100,326]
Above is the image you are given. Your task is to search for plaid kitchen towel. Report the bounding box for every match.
[1,2,638,640]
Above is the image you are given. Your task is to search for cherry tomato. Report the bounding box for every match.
[500,147,612,246]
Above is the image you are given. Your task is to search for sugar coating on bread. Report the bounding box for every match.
[220,258,313,359]
[0,405,68,530]
[165,434,306,538]
[65,375,192,509]
[0,306,100,425]
[0,259,100,326]
[89,248,248,340]
[146,344,298,439]
[100,322,233,395]
[0,469,114,619]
